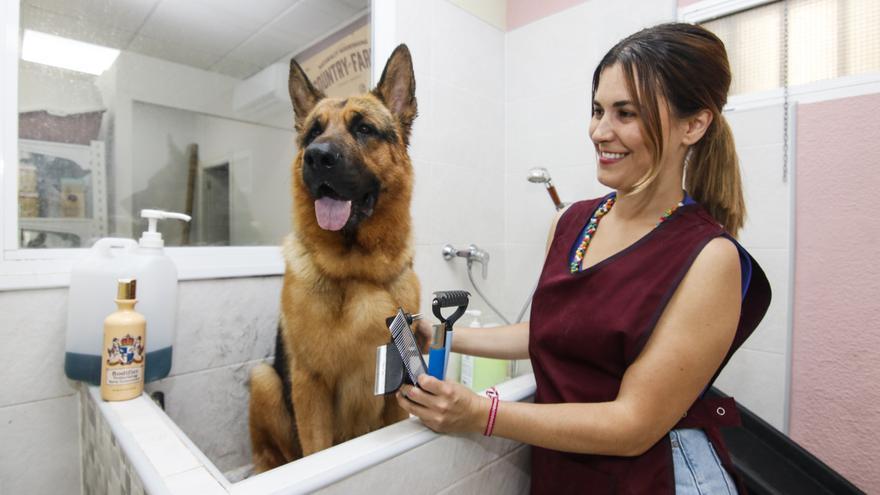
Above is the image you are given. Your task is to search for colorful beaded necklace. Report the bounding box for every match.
[569,194,684,273]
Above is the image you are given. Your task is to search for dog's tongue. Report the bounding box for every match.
[315,197,352,231]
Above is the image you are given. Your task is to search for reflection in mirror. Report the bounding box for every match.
[17,0,370,248]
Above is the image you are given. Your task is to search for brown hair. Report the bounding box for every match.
[592,23,745,236]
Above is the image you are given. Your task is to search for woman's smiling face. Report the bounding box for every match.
[589,63,681,193]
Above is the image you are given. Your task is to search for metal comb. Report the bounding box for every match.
[374,309,426,395]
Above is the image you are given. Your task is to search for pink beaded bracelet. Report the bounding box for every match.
[483,387,499,436]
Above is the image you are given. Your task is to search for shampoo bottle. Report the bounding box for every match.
[460,310,509,391]
[101,279,147,401]
[130,209,191,382]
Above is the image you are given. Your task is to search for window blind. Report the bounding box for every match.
[702,0,880,96]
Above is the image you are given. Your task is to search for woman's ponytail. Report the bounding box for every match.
[685,114,745,237]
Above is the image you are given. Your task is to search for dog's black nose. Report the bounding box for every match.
[304,142,341,170]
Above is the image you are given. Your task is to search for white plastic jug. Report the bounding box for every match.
[64,237,138,385]
[64,210,190,384]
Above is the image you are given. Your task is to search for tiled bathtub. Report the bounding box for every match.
[80,373,536,494]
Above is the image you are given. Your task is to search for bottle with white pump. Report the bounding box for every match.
[131,209,191,382]
[64,210,191,384]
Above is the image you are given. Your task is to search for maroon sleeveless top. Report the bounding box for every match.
[528,196,771,494]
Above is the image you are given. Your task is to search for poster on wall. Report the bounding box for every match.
[296,16,370,98]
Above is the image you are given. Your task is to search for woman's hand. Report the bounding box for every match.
[412,318,433,355]
[396,374,488,434]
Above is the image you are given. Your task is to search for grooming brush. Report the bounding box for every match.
[426,290,470,380]
[374,309,426,395]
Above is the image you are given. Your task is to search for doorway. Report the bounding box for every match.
[198,162,230,246]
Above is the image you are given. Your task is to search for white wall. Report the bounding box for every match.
[391,0,690,363]
[714,104,791,430]
[394,0,676,369]
[101,51,293,239]
[502,1,677,321]
[130,101,198,244]
[0,277,280,494]
[198,115,293,246]
[0,289,81,495]
[129,101,294,246]
[395,0,508,321]
[18,61,103,115]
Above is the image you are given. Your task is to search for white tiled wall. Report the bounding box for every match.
[312,430,527,495]
[0,289,75,407]
[144,277,280,475]
[0,394,81,495]
[0,277,281,494]
[502,0,676,320]
[145,360,265,474]
[436,445,530,495]
[715,104,792,431]
[0,289,81,494]
[396,0,509,321]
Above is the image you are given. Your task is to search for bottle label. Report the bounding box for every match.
[106,366,143,385]
[106,333,145,366]
[105,332,145,385]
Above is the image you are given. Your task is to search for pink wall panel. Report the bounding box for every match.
[678,0,701,7]
[507,0,588,30]
[792,92,880,493]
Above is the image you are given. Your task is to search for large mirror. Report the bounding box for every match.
[17,0,370,248]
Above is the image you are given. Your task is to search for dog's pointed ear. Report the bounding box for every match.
[373,44,417,139]
[289,58,325,130]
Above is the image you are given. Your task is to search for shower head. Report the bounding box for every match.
[526,167,564,211]
[527,167,552,184]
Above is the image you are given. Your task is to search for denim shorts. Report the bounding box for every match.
[670,428,738,495]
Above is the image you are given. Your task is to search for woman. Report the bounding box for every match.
[398,23,771,494]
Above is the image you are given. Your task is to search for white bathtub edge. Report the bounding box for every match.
[139,387,234,490]
[231,373,537,495]
[88,387,177,495]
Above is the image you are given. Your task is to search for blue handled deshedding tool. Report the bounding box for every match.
[373,291,471,395]
[426,290,470,380]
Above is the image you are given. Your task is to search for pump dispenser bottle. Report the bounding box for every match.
[460,310,509,391]
[101,279,147,401]
[64,209,190,385]
[131,209,190,381]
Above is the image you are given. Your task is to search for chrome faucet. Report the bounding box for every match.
[442,243,490,279]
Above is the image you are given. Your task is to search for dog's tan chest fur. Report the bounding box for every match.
[282,256,419,380]
[281,234,418,373]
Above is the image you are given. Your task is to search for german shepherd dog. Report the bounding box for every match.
[248,45,421,473]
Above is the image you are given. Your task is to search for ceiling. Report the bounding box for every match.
[20,0,369,79]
